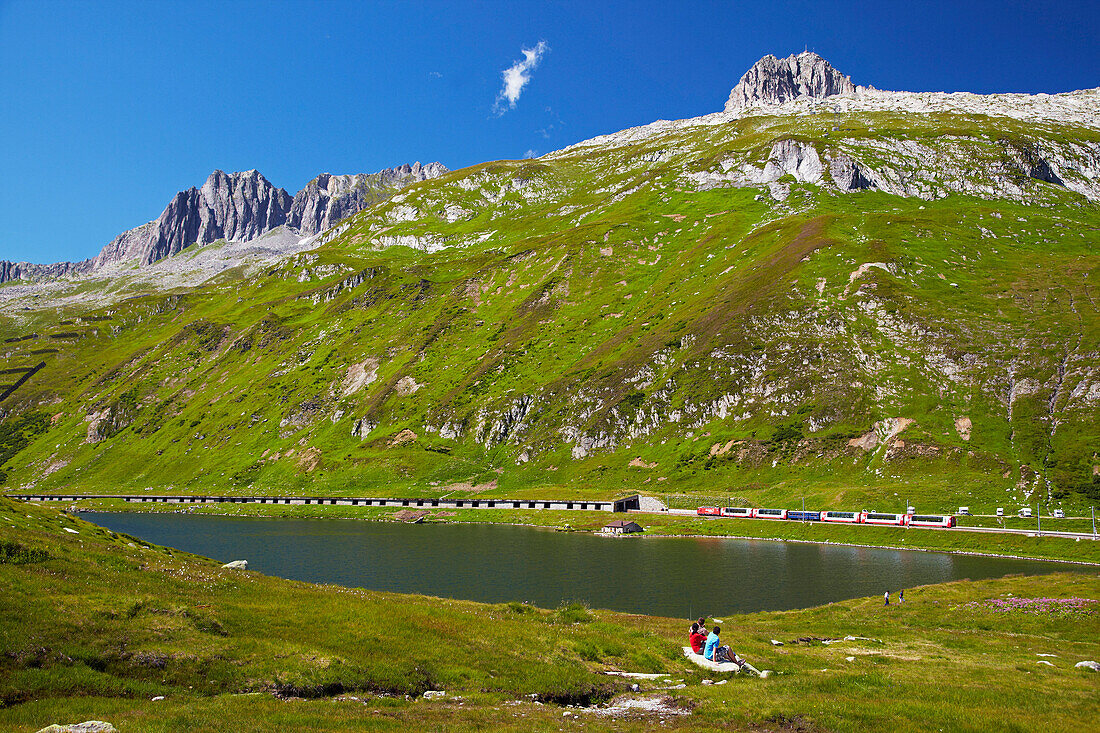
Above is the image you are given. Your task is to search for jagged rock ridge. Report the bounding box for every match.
[725,51,856,112]
[100,169,294,267]
[289,162,448,236]
[0,163,448,283]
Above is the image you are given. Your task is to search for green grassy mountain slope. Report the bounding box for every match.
[1,104,1098,514]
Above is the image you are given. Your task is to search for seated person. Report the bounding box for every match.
[703,626,744,666]
[689,622,707,654]
[703,625,721,661]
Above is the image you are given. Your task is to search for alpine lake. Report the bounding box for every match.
[84,512,1085,617]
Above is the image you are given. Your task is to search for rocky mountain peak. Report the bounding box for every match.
[0,162,448,283]
[725,51,856,112]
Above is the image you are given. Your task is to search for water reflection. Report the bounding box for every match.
[85,513,1080,617]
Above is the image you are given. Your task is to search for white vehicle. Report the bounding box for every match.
[958,506,970,515]
[1053,509,1065,518]
[720,507,753,518]
[996,508,1004,517]
[1019,507,1033,518]
[752,508,788,520]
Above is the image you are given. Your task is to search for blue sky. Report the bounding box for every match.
[2,0,1097,263]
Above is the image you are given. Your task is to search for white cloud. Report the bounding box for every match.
[493,41,548,115]
[523,149,538,159]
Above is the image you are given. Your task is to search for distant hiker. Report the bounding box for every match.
[899,589,905,603]
[689,623,707,654]
[884,591,890,606]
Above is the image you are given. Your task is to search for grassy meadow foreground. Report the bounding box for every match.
[2,497,1099,732]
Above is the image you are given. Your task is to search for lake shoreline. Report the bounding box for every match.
[77,505,1100,567]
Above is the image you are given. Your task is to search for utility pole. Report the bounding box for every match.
[1037,504,1041,537]
[1092,506,1096,537]
[802,496,806,524]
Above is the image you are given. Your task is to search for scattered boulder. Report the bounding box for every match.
[221,560,248,570]
[37,723,116,733]
[351,417,376,439]
[395,376,421,395]
[1075,660,1100,672]
[341,358,380,397]
[955,416,972,441]
[389,429,418,447]
[423,690,446,699]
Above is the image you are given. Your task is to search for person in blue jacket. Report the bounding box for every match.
[703,626,721,660]
[703,625,742,665]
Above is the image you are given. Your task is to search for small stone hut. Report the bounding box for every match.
[602,519,643,535]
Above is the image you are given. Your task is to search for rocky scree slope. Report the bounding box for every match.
[1,55,1098,512]
[0,163,447,284]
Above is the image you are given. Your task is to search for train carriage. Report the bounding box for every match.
[697,506,721,516]
[786,510,821,522]
[862,512,909,526]
[820,510,862,524]
[720,507,753,518]
[907,514,956,528]
[752,508,788,520]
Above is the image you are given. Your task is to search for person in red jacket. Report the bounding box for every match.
[689,622,707,654]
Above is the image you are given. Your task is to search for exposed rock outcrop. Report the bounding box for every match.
[288,163,448,236]
[725,51,856,112]
[848,418,914,451]
[828,155,876,190]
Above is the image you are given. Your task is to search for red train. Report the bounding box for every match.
[696,507,956,529]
